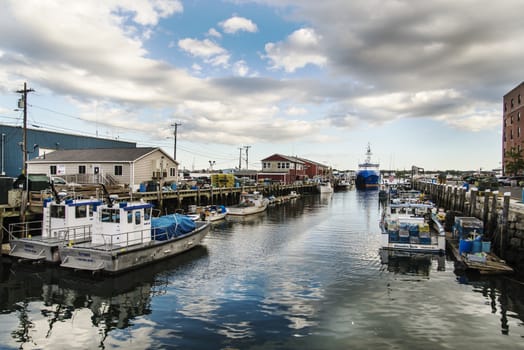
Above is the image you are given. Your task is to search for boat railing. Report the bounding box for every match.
[8,220,44,240]
[8,221,93,244]
[90,223,193,250]
[58,225,93,243]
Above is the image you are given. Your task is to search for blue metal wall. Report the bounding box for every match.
[0,125,136,177]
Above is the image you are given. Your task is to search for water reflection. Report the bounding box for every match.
[1,191,524,349]
[379,249,446,276]
[0,246,208,349]
[456,274,524,337]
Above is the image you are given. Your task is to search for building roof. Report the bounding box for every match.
[261,153,305,164]
[27,147,176,164]
[296,157,330,168]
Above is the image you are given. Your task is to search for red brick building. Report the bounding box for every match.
[503,82,524,175]
[259,154,331,184]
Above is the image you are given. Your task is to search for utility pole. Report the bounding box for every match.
[16,82,34,176]
[238,147,243,170]
[244,145,251,170]
[171,122,181,161]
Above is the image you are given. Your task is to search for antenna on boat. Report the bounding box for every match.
[50,180,61,204]
[100,183,114,208]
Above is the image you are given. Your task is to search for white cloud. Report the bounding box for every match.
[285,107,307,116]
[191,63,202,73]
[219,16,258,34]
[233,60,249,77]
[264,28,327,73]
[436,111,501,132]
[207,28,222,38]
[115,0,183,26]
[178,38,226,58]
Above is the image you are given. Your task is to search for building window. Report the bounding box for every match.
[511,115,513,124]
[511,129,513,140]
[114,165,123,176]
[519,127,521,138]
[519,94,522,104]
[50,165,57,175]
[519,112,521,121]
[286,163,290,168]
[511,99,514,108]
[504,103,507,112]
[169,167,176,177]
[78,165,86,174]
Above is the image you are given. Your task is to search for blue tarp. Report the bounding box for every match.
[151,214,196,241]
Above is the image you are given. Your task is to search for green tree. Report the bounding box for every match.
[504,146,524,176]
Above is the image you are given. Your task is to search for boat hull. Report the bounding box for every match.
[9,237,62,262]
[380,238,446,254]
[8,225,92,263]
[59,221,210,273]
[355,170,380,190]
[227,204,267,216]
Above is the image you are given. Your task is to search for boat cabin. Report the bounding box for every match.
[91,201,154,247]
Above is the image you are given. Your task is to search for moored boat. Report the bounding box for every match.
[8,195,101,263]
[380,201,446,254]
[227,191,269,216]
[58,199,210,273]
[190,205,228,222]
[355,143,380,190]
[317,181,334,193]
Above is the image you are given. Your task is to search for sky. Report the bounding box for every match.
[0,0,522,172]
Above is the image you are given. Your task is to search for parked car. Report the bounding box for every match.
[475,176,499,191]
[51,176,82,188]
[508,176,524,187]
[51,176,68,185]
[497,176,509,186]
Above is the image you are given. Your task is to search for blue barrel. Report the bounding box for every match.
[472,239,482,253]
[482,241,491,253]
[459,239,473,254]
[139,183,147,192]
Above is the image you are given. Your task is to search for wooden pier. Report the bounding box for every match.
[414,180,523,275]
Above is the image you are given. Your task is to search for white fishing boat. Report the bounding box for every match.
[227,191,269,216]
[187,205,228,222]
[317,181,334,194]
[379,201,445,254]
[58,198,210,273]
[8,195,100,263]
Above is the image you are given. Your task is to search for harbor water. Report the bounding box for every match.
[1,190,523,349]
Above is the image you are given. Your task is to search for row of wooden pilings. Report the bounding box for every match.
[146,183,319,214]
[414,181,524,274]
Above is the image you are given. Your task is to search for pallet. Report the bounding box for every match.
[445,233,514,275]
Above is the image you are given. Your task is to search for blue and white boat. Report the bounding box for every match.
[355,143,380,190]
[379,201,446,254]
[58,197,210,273]
[8,193,100,263]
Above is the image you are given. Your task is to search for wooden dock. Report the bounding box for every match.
[445,232,514,275]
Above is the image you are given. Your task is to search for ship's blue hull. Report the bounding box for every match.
[355,170,380,190]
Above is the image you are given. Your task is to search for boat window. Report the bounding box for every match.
[135,211,141,225]
[101,208,120,223]
[75,205,87,219]
[144,207,151,221]
[50,205,66,219]
[128,211,133,224]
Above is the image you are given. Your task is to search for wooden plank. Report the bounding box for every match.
[445,232,514,275]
